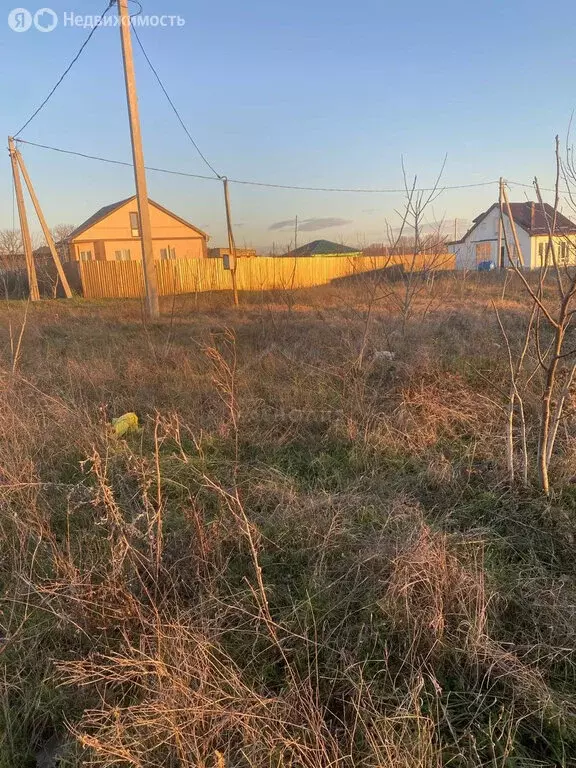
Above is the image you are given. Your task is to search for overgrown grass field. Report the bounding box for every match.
[1,273,576,766]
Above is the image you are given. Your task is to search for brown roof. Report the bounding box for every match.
[449,201,576,244]
[67,196,208,241]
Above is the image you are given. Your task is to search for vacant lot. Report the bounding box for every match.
[1,274,575,767]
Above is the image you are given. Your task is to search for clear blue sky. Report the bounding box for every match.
[1,0,574,249]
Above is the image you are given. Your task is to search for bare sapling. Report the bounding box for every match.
[383,157,450,336]
[344,159,451,372]
[498,137,576,493]
[494,302,533,486]
[7,298,30,374]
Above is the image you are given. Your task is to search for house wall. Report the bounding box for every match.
[450,207,532,269]
[71,241,96,262]
[70,200,207,261]
[530,234,576,266]
[101,238,205,261]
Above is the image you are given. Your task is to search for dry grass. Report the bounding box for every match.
[0,272,575,766]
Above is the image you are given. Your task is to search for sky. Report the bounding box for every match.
[1,0,575,250]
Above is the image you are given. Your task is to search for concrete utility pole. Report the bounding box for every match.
[15,147,73,298]
[502,183,525,268]
[8,136,40,301]
[498,177,504,269]
[222,178,239,306]
[117,0,160,319]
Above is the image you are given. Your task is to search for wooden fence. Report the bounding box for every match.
[78,253,455,300]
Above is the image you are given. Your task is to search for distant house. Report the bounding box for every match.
[286,239,361,257]
[448,201,576,269]
[34,244,70,264]
[66,197,208,262]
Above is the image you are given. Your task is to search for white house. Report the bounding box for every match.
[448,202,576,270]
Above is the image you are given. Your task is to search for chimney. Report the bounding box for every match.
[531,201,535,230]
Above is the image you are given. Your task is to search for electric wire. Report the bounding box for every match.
[14,0,116,137]
[14,140,501,193]
[131,26,222,179]
[507,179,569,194]
[9,2,562,199]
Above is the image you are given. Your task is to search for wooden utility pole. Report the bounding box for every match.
[498,177,503,269]
[117,0,160,319]
[15,147,73,298]
[294,215,298,252]
[502,183,525,267]
[8,137,39,302]
[222,178,239,306]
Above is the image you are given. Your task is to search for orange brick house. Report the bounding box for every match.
[66,196,208,262]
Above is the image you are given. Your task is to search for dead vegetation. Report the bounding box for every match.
[1,273,576,766]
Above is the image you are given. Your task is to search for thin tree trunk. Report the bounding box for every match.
[547,361,576,464]
[538,329,564,495]
[506,389,515,484]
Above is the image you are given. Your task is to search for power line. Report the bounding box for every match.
[227,177,497,193]
[14,139,500,193]
[15,139,218,181]
[7,2,563,202]
[131,26,222,179]
[14,0,116,137]
[506,179,570,194]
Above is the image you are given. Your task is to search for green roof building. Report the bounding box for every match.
[288,239,361,257]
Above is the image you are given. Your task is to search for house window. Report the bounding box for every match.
[79,250,93,262]
[160,247,176,260]
[114,249,131,261]
[539,242,545,263]
[475,242,491,263]
[129,212,140,237]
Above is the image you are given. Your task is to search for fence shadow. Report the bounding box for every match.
[329,264,406,287]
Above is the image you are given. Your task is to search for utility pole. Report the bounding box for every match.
[498,177,504,269]
[502,183,525,267]
[117,0,159,319]
[15,146,72,298]
[222,178,239,306]
[8,136,39,301]
[294,215,298,252]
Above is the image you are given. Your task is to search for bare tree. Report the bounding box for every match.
[365,157,451,336]
[326,159,453,372]
[50,223,76,244]
[500,137,576,494]
[49,223,76,264]
[0,229,23,258]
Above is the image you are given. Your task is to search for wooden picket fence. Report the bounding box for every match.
[78,253,455,300]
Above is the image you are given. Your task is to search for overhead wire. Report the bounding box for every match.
[14,140,501,193]
[8,2,564,201]
[14,0,116,137]
[131,25,222,179]
[507,179,570,194]
[15,140,218,181]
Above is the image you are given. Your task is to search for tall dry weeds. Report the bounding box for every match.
[0,280,575,766]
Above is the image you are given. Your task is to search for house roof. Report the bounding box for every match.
[67,196,208,241]
[289,239,360,256]
[449,201,576,244]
